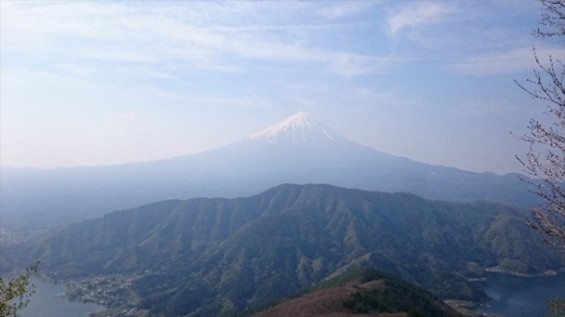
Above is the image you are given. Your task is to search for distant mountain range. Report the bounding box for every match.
[15,184,562,317]
[0,112,535,231]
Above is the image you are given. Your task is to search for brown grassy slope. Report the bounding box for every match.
[252,280,406,317]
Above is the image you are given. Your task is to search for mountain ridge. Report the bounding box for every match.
[252,268,463,317]
[14,184,562,316]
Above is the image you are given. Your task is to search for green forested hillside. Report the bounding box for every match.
[20,184,564,316]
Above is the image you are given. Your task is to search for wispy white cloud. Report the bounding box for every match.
[387,2,454,35]
[452,46,565,75]
[148,86,270,109]
[326,52,402,78]
[0,67,102,91]
[1,1,392,79]
[194,96,270,108]
[318,1,379,20]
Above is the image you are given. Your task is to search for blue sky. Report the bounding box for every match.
[1,1,563,174]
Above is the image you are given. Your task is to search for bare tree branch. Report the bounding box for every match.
[534,0,565,38]
[517,1,565,247]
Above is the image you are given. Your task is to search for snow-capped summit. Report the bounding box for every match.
[249,112,343,144]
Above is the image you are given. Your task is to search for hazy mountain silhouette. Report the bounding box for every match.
[0,112,534,231]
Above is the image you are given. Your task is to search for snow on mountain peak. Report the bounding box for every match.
[249,112,341,144]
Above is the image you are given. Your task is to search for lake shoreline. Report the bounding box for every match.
[20,276,105,317]
[484,266,560,278]
[472,271,565,317]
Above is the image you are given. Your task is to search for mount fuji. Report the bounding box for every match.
[0,112,533,231]
[248,111,344,144]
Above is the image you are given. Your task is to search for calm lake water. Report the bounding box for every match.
[475,272,565,317]
[19,277,104,317]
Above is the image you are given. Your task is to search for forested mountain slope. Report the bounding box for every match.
[18,184,562,316]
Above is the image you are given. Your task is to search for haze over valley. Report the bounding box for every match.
[0,113,535,232]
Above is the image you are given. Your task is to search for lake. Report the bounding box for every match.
[475,272,565,317]
[19,277,104,317]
